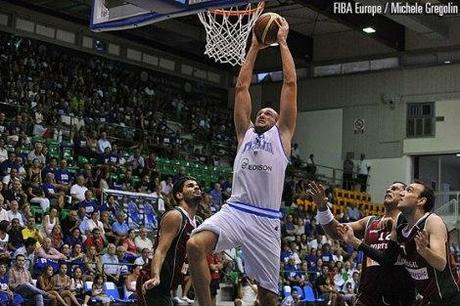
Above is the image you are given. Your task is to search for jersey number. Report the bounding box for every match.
[378,232,391,241]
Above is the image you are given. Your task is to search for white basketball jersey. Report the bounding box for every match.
[227,125,289,211]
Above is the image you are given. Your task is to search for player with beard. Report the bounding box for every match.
[138,177,202,306]
[309,181,415,305]
[187,18,297,306]
[340,180,460,306]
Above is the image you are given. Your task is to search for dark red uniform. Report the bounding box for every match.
[357,214,415,306]
[397,213,460,306]
[137,207,200,306]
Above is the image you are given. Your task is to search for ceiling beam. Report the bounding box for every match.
[293,0,405,51]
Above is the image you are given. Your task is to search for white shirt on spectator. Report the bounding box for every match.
[134,236,153,251]
[134,257,146,266]
[160,181,172,194]
[0,209,7,222]
[0,148,7,163]
[79,218,105,235]
[101,254,120,275]
[97,138,111,153]
[27,151,46,165]
[357,159,370,175]
[6,211,24,226]
[70,184,88,202]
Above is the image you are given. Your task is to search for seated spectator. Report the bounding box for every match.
[112,212,129,239]
[70,175,88,203]
[54,159,73,192]
[123,265,140,300]
[3,168,21,189]
[50,224,64,250]
[0,221,10,260]
[21,217,42,242]
[69,243,85,264]
[283,214,295,242]
[7,219,23,252]
[316,265,345,306]
[99,195,119,221]
[43,208,59,237]
[100,211,116,243]
[345,203,362,222]
[122,229,138,256]
[127,148,145,174]
[41,173,63,209]
[284,257,300,286]
[79,211,104,236]
[134,248,151,266]
[83,228,105,254]
[116,245,130,275]
[0,262,23,306]
[160,176,173,195]
[28,159,42,186]
[97,131,111,154]
[36,237,66,261]
[100,243,120,283]
[0,198,6,221]
[134,227,153,253]
[77,190,98,217]
[4,181,27,209]
[65,228,84,248]
[51,263,81,306]
[70,267,85,298]
[0,139,7,164]
[41,157,57,181]
[234,276,259,306]
[9,254,46,306]
[0,153,19,178]
[13,237,37,270]
[83,274,111,306]
[27,143,46,166]
[84,246,103,278]
[280,287,300,306]
[61,210,80,237]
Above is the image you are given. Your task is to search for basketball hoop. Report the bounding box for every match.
[198,1,265,66]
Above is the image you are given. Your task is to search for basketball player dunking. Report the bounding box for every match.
[187,17,297,306]
[309,181,416,305]
[139,177,202,306]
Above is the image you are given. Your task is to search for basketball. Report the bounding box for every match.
[253,12,282,45]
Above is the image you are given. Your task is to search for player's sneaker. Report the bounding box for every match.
[181,296,194,304]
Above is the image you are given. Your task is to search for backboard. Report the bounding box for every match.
[91,0,260,32]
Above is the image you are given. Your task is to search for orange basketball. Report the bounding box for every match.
[253,12,282,45]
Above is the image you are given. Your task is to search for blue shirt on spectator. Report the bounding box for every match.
[55,168,72,185]
[79,199,98,216]
[321,252,334,264]
[0,160,19,176]
[99,203,117,219]
[112,221,129,236]
[42,183,57,197]
[209,189,222,208]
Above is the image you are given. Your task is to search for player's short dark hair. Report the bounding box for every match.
[172,176,198,203]
[392,181,407,189]
[414,179,435,212]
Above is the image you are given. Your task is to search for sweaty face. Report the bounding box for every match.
[383,183,406,206]
[254,108,278,133]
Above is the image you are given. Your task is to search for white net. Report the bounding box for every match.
[198,2,265,66]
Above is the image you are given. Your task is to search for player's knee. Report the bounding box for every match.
[186,236,205,258]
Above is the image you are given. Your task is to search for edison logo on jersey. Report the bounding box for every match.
[241,158,272,171]
[406,267,429,280]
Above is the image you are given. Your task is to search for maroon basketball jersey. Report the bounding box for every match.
[397,213,459,303]
[359,214,414,296]
[138,207,200,299]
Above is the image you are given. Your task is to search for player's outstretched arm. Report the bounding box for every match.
[276,17,297,154]
[415,214,447,271]
[308,181,369,240]
[337,223,399,267]
[234,34,265,145]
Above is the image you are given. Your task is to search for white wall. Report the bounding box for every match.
[367,156,412,202]
[294,109,343,170]
[404,99,460,155]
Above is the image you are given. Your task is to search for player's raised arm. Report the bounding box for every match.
[276,17,297,153]
[309,181,369,240]
[234,34,264,145]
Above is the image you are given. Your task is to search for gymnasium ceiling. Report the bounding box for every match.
[4,0,460,71]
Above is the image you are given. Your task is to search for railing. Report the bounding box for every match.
[434,191,460,230]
